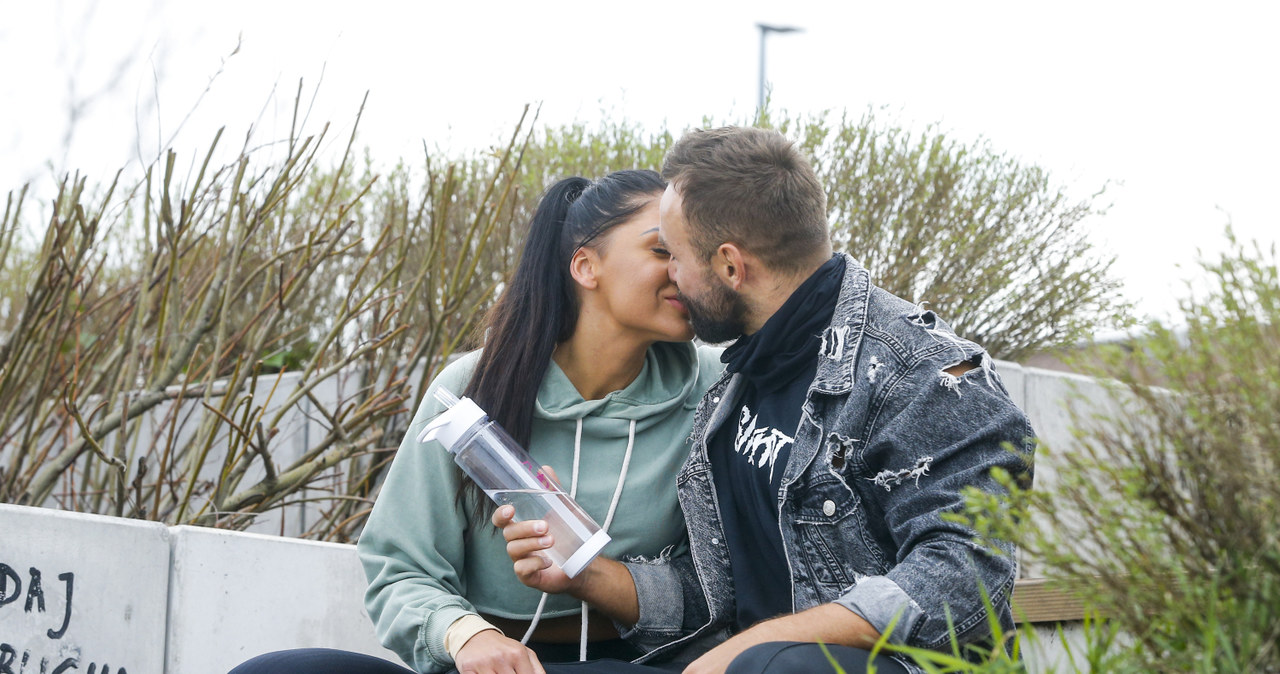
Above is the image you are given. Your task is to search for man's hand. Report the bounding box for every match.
[493,504,580,595]
[453,629,545,674]
[683,604,881,674]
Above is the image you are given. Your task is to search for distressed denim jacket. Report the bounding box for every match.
[619,255,1036,669]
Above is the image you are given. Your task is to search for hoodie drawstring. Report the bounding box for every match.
[519,418,637,662]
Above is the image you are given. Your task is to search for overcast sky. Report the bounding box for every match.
[2,0,1277,323]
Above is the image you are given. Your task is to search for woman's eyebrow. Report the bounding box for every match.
[641,227,659,236]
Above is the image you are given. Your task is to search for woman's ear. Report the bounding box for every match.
[568,247,600,290]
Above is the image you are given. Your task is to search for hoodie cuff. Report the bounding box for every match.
[836,576,924,645]
[419,604,476,670]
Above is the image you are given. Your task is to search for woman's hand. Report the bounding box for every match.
[492,504,579,595]
[453,629,545,674]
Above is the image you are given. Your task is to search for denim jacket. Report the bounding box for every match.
[619,254,1036,668]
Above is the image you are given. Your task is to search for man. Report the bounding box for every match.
[495,126,1034,674]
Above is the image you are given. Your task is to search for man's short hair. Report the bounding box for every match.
[661,126,829,274]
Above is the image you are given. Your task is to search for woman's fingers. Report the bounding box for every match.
[512,553,553,579]
[506,532,554,559]
[491,504,516,528]
[527,648,547,674]
[498,517,548,543]
[491,506,549,543]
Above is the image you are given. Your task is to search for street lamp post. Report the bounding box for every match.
[757,23,802,113]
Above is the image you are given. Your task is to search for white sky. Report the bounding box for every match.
[2,0,1277,322]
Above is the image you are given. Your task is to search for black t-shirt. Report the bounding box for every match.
[708,255,846,630]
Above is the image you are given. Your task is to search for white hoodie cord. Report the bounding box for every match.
[601,420,636,533]
[519,418,637,663]
[520,592,550,644]
[579,418,636,659]
[570,418,584,499]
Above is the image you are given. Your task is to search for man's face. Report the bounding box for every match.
[657,184,748,344]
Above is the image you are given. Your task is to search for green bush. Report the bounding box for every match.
[512,108,1128,360]
[958,230,1280,672]
[777,107,1124,360]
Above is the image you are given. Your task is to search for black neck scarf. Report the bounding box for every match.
[721,255,846,394]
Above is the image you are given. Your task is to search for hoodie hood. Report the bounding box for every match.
[534,341,702,429]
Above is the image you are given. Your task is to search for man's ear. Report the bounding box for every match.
[713,243,748,290]
[568,247,599,290]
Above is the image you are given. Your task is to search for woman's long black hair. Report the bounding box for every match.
[457,169,666,513]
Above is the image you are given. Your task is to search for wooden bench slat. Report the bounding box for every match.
[1012,578,1088,623]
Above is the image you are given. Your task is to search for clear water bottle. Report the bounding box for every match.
[417,387,611,578]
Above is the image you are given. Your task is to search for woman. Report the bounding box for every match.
[231,170,722,674]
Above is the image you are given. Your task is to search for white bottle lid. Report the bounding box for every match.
[560,529,611,578]
[417,395,486,451]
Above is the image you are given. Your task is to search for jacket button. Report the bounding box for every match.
[712,396,720,403]
[711,537,719,545]
[823,500,836,517]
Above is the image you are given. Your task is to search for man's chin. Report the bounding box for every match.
[689,316,744,345]
[679,285,747,344]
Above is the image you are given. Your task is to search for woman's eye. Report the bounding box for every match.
[652,247,670,258]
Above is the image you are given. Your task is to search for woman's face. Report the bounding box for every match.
[584,197,694,343]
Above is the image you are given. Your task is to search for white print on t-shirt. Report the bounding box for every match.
[734,405,795,483]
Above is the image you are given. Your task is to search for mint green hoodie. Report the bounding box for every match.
[358,341,724,673]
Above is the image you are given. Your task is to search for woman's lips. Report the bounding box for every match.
[665,296,687,314]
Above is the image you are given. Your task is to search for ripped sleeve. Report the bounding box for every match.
[838,355,1035,649]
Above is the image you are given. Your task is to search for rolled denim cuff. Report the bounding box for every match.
[836,575,925,645]
[618,560,686,639]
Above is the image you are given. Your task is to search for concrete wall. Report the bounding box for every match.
[1,503,399,674]
[1,505,171,674]
[992,360,1120,578]
[1023,621,1094,673]
[166,526,395,674]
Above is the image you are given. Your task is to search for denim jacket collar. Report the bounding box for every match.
[811,255,871,396]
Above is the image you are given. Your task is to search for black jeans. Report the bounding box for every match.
[228,639,645,674]
[539,641,909,674]
[227,649,414,674]
[227,641,907,673]
[725,642,909,674]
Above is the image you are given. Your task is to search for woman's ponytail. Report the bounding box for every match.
[463,177,590,449]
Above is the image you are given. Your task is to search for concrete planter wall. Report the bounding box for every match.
[1,507,170,674]
[1,504,398,674]
[165,526,393,673]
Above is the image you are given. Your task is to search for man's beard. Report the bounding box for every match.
[678,278,749,344]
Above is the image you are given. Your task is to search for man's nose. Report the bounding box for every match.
[666,260,678,285]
